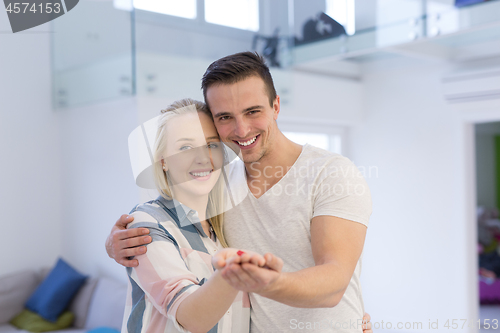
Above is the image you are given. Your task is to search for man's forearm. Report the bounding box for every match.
[258,263,349,308]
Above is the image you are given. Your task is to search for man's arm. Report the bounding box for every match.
[220,215,366,307]
[105,214,152,267]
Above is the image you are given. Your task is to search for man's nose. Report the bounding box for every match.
[233,118,251,139]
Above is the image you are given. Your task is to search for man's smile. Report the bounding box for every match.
[234,134,260,149]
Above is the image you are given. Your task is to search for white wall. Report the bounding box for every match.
[350,57,480,332]
[0,11,63,275]
[286,70,363,123]
[0,2,140,281]
[57,97,140,282]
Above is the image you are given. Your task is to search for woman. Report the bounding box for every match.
[122,98,266,333]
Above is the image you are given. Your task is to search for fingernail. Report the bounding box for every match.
[142,229,149,234]
[237,250,245,256]
[140,247,146,253]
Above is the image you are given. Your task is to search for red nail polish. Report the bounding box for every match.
[237,250,245,256]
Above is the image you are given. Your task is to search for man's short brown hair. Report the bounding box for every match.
[201,51,277,109]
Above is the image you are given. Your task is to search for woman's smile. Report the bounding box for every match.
[189,168,214,181]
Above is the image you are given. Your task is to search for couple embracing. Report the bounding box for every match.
[106,52,373,333]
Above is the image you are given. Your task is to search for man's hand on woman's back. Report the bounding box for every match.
[105,214,151,267]
[363,312,373,333]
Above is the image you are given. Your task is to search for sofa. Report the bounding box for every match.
[0,268,127,333]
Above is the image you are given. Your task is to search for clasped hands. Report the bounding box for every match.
[212,248,284,295]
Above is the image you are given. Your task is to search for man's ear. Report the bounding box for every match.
[273,95,280,121]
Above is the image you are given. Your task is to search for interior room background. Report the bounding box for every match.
[2,0,500,331]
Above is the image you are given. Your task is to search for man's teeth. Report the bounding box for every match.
[191,171,212,177]
[237,136,257,146]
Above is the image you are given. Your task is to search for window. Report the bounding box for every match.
[325,0,355,35]
[115,0,260,32]
[283,132,343,154]
[205,0,259,31]
[132,0,197,19]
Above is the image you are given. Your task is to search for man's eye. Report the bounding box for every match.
[219,116,230,121]
[248,110,259,115]
[208,143,219,149]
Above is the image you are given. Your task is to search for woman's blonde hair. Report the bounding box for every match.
[152,98,228,247]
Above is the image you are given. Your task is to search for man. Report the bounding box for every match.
[107,52,373,332]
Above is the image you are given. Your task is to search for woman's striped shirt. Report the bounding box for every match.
[121,196,250,333]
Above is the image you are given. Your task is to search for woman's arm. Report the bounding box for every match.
[128,212,262,333]
[175,270,238,332]
[176,248,264,333]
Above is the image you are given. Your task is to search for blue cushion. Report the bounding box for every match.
[87,327,120,333]
[25,258,87,322]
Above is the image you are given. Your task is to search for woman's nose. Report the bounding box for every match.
[194,146,211,164]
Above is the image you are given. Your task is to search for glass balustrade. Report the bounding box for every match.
[51,0,500,108]
[51,0,134,108]
[293,0,500,64]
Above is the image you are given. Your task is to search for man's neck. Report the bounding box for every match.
[244,132,302,197]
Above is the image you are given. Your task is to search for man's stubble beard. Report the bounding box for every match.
[243,137,271,166]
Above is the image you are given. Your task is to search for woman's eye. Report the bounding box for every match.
[179,145,192,151]
[208,143,219,149]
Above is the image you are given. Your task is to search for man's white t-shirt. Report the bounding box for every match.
[223,144,372,332]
